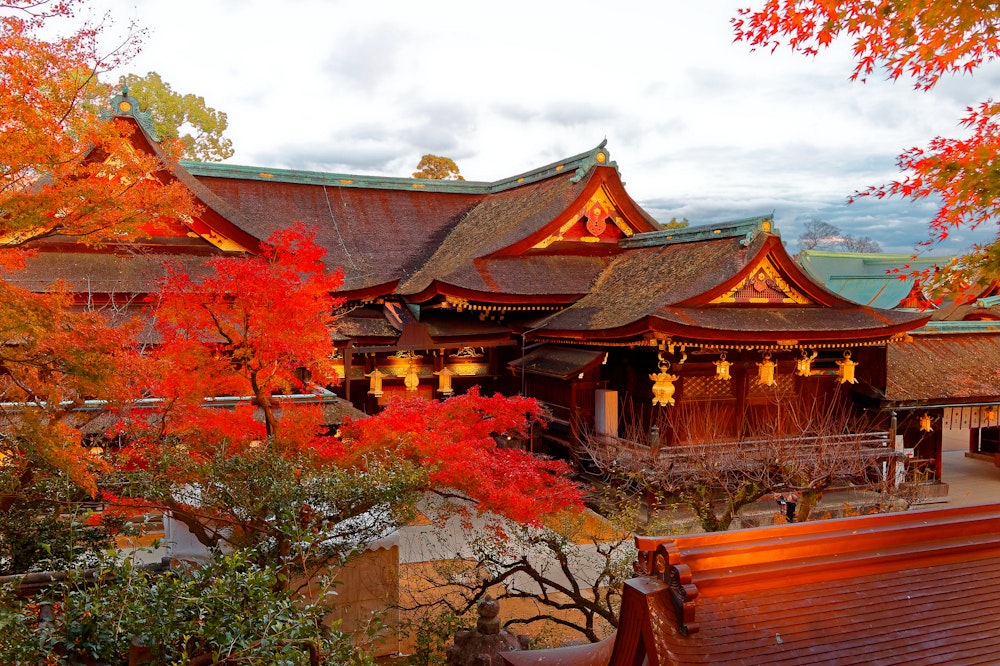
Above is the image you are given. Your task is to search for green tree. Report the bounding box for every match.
[662,217,689,229]
[412,154,464,180]
[118,71,234,162]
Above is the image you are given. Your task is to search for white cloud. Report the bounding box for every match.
[83,0,997,253]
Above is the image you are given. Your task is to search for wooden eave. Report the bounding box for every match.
[336,280,401,303]
[493,165,659,257]
[531,310,925,349]
[403,282,583,307]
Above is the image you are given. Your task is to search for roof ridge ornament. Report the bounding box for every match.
[105,88,160,142]
[569,139,617,183]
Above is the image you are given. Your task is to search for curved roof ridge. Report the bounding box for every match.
[179,141,614,195]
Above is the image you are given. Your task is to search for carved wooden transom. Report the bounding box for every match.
[710,256,812,305]
[532,187,637,249]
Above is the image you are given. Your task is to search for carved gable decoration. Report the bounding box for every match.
[711,256,812,305]
[532,187,637,250]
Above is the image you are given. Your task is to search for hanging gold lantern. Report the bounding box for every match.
[757,352,777,386]
[366,367,386,397]
[714,352,732,381]
[795,349,817,377]
[404,363,420,392]
[985,406,998,423]
[649,353,678,407]
[919,413,933,432]
[836,350,859,384]
[435,366,457,396]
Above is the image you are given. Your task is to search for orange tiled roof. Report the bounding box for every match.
[507,503,1000,665]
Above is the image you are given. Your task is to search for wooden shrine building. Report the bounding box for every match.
[9,91,946,482]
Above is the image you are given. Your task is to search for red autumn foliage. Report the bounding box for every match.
[337,388,584,524]
[114,227,580,531]
[734,1,1000,299]
[141,223,343,447]
[0,0,198,500]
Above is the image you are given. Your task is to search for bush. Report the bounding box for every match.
[0,551,374,665]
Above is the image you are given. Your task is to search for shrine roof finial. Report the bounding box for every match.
[106,88,159,142]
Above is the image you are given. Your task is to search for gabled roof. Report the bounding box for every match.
[107,90,264,254]
[533,218,928,347]
[511,503,1000,665]
[797,250,949,310]
[184,144,646,299]
[397,147,658,299]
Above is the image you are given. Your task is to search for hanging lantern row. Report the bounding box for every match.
[366,360,467,397]
[655,349,862,404]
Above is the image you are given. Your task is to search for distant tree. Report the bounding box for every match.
[118,71,234,162]
[841,235,882,253]
[662,217,689,229]
[412,154,464,180]
[797,220,881,253]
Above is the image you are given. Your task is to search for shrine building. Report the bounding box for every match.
[11,91,966,489]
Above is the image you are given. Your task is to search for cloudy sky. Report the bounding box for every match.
[80,0,998,255]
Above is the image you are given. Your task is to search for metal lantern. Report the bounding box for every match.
[404,363,420,392]
[714,352,732,381]
[435,366,457,396]
[757,352,777,387]
[366,367,386,397]
[650,354,679,407]
[836,350,859,384]
[795,349,817,377]
[919,413,933,432]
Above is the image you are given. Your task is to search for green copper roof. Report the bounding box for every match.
[179,141,616,194]
[916,320,1000,334]
[797,250,952,310]
[619,214,776,249]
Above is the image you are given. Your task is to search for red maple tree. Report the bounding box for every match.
[0,0,198,503]
[336,388,584,525]
[113,227,580,569]
[734,1,1000,299]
